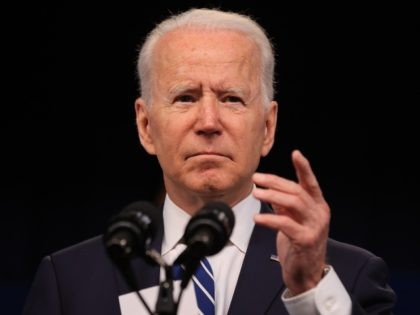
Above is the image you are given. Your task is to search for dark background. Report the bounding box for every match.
[3,2,419,314]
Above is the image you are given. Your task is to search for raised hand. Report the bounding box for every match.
[253,150,330,295]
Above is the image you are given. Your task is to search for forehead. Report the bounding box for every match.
[152,28,261,75]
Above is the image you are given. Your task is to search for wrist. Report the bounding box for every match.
[287,265,331,296]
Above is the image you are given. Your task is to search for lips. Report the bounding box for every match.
[186,151,231,160]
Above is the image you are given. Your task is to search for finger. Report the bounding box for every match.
[254,213,301,240]
[253,187,309,222]
[292,150,324,201]
[253,172,300,195]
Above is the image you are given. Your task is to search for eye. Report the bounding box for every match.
[222,95,244,104]
[174,94,196,103]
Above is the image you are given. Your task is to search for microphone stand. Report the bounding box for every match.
[147,249,177,315]
[155,264,176,315]
[114,259,154,315]
[162,260,199,315]
[113,248,178,315]
[155,249,202,315]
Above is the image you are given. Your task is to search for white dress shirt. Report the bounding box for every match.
[119,192,351,315]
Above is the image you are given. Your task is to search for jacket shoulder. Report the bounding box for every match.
[24,235,121,315]
[327,238,377,260]
[327,238,389,288]
[51,235,106,261]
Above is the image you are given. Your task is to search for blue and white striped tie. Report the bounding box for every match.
[173,258,215,315]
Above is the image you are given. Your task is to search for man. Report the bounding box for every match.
[23,8,395,315]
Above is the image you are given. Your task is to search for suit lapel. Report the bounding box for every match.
[228,202,286,314]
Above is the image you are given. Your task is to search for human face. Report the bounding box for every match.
[136,28,277,212]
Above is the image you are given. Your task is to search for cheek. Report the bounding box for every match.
[230,125,265,167]
[237,117,265,143]
[150,118,185,155]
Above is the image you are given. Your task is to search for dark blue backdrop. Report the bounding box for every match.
[3,3,419,314]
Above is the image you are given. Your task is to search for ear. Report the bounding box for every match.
[261,101,278,157]
[135,98,156,155]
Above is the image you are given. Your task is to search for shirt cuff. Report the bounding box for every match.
[281,266,352,315]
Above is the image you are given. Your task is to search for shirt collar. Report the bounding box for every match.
[161,195,191,256]
[229,191,261,253]
[161,190,261,255]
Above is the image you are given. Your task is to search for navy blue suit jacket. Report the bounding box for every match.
[23,203,395,314]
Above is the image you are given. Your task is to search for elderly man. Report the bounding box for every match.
[24,8,395,315]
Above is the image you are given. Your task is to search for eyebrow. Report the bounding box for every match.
[168,83,201,96]
[167,82,248,99]
[218,87,246,97]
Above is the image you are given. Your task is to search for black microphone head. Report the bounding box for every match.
[183,201,235,257]
[104,201,159,263]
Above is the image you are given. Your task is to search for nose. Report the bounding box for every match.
[194,96,222,136]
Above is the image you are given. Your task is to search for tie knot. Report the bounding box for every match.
[172,257,214,279]
[172,262,184,280]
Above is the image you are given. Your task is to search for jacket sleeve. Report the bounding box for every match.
[22,256,62,315]
[350,255,396,314]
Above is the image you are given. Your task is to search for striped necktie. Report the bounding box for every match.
[173,258,215,315]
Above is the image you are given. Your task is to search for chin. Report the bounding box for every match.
[190,176,231,195]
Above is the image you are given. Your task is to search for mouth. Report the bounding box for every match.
[186,152,232,160]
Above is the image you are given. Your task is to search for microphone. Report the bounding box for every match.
[104,201,159,263]
[175,201,235,288]
[103,201,161,315]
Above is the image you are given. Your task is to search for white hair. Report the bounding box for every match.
[137,8,275,107]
